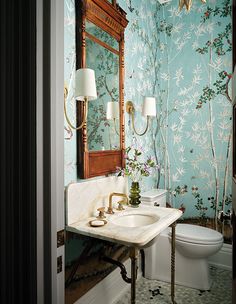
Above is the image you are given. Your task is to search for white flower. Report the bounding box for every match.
[194,24,207,38]
[192,122,200,132]
[178,145,185,153]
[192,75,202,85]
[159,43,166,51]
[208,57,223,72]
[199,170,210,179]
[160,72,170,81]
[206,21,215,34]
[177,167,185,176]
[219,121,231,130]
[172,23,184,34]
[178,86,192,96]
[179,156,187,163]
[179,117,186,126]
[191,133,201,144]
[173,134,182,144]
[170,123,178,132]
[168,6,181,18]
[181,108,190,116]
[172,172,180,182]
[191,161,199,170]
[173,67,184,87]
[193,65,202,76]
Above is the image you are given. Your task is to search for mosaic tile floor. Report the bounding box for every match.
[115,266,232,304]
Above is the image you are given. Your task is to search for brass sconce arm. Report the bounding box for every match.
[113,118,120,136]
[64,86,88,130]
[64,68,97,131]
[126,100,152,136]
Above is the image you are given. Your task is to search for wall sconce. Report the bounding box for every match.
[126,97,156,136]
[64,68,97,130]
[106,101,119,135]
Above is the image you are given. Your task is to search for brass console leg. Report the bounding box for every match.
[171,222,177,304]
[129,247,139,304]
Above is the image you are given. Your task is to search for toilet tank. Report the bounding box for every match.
[140,189,167,207]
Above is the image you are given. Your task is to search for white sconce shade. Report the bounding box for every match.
[75,68,97,100]
[142,97,156,117]
[106,101,119,119]
[64,68,97,131]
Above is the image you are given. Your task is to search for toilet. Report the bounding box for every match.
[140,189,224,290]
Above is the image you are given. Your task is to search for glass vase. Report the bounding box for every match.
[129,181,141,207]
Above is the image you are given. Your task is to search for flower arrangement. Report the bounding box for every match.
[117,146,157,182]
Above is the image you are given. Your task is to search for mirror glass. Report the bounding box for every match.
[85,22,120,151]
[86,21,119,50]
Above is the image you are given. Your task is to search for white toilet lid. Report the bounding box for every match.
[173,224,223,245]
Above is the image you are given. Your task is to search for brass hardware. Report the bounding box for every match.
[107,192,128,214]
[57,255,63,273]
[64,86,88,130]
[57,229,65,248]
[102,247,139,304]
[126,100,134,114]
[116,200,127,211]
[126,100,150,136]
[129,247,139,304]
[97,207,106,219]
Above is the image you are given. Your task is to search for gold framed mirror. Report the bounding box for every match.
[75,0,128,178]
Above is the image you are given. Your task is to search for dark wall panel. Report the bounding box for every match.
[0,1,37,303]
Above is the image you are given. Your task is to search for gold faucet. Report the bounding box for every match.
[107,192,129,214]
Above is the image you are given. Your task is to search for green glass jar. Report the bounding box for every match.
[129,181,141,207]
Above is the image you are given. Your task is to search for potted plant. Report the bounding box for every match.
[117,146,157,207]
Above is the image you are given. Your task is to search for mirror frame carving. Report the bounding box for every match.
[75,0,128,178]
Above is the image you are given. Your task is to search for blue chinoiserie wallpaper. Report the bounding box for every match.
[64,0,232,221]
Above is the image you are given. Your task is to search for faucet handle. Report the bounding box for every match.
[116,200,126,211]
[97,207,106,219]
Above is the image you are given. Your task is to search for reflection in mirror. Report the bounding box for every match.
[75,0,128,178]
[86,36,120,151]
[86,21,119,51]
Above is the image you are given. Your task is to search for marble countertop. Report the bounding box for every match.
[67,205,182,248]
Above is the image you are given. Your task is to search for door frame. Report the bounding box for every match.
[37,0,65,303]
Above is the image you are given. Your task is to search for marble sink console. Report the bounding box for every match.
[67,205,182,248]
[66,177,182,248]
[65,178,182,304]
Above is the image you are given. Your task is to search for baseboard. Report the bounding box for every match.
[208,243,232,270]
[75,259,141,304]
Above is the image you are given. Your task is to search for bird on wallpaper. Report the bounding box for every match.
[179,0,192,11]
[179,0,206,11]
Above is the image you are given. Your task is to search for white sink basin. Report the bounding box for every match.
[110,213,159,228]
[67,205,182,248]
